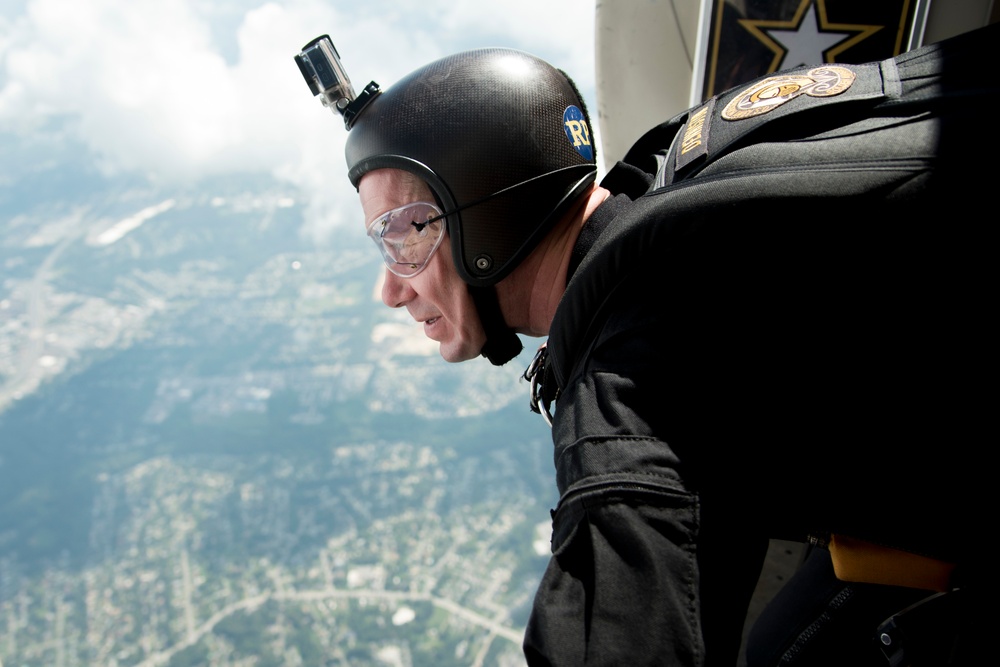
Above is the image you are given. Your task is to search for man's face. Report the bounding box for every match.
[359,169,486,363]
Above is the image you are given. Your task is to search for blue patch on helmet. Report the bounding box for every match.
[563,106,593,161]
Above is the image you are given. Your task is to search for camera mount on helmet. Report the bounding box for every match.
[294,35,380,130]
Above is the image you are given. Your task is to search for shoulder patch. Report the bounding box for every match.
[722,66,857,120]
[674,98,715,173]
[563,106,594,160]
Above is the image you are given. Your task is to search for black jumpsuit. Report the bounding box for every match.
[523,22,995,667]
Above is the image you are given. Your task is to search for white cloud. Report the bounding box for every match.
[1,0,335,178]
[0,0,597,244]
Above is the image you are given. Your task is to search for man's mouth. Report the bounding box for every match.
[424,316,440,326]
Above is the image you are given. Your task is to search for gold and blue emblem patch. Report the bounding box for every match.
[563,106,594,161]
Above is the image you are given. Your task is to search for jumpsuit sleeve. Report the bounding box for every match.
[522,298,768,666]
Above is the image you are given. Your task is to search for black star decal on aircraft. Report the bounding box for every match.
[698,0,925,101]
[740,0,882,71]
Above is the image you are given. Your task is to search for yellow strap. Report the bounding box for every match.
[829,534,955,592]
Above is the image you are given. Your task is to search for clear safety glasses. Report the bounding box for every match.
[366,201,447,277]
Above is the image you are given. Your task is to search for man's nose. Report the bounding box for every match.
[381,269,415,308]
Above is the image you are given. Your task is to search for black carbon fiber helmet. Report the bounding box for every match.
[345,47,597,288]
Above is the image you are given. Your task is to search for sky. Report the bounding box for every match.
[0,0,598,245]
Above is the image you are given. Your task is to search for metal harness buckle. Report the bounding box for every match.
[523,342,554,427]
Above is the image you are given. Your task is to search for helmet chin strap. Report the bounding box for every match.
[469,285,522,366]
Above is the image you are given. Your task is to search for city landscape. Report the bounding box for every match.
[0,175,556,666]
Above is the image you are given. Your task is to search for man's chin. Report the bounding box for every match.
[439,348,475,363]
[437,340,485,364]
